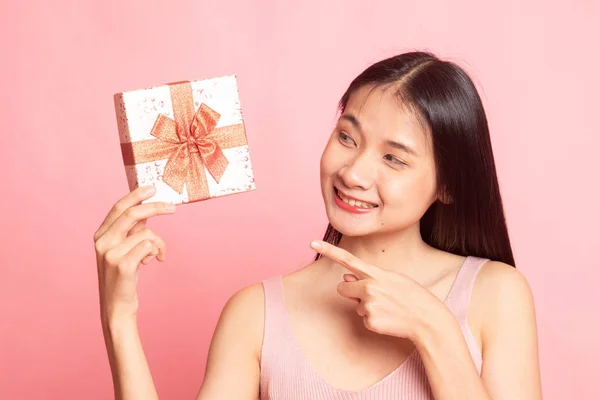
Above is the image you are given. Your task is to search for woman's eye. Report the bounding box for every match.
[338,131,355,145]
[384,154,407,166]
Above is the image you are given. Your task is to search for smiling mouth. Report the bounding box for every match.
[334,187,379,209]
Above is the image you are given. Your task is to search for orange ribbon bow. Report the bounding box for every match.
[120,81,247,201]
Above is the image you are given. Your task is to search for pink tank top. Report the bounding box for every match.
[259,256,487,400]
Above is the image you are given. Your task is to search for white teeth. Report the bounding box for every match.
[337,191,376,209]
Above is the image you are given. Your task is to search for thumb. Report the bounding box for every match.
[343,274,359,282]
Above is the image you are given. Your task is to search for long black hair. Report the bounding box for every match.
[316,51,515,267]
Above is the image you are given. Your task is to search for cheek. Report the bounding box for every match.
[414,169,438,203]
[320,140,339,178]
[380,168,437,211]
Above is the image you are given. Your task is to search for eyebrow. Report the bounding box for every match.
[339,114,418,156]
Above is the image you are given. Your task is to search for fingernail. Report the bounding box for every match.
[310,241,322,249]
[165,203,176,211]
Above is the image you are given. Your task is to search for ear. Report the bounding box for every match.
[438,185,454,205]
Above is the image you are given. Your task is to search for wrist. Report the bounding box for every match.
[101,305,137,327]
[102,314,138,340]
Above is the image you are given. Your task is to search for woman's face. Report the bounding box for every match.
[320,85,439,238]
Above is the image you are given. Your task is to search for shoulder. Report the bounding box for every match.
[219,281,266,330]
[220,261,318,320]
[217,260,321,331]
[467,260,542,396]
[199,282,268,398]
[474,260,534,304]
[471,260,537,337]
[211,281,267,360]
[223,281,266,314]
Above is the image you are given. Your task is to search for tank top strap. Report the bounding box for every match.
[262,275,286,321]
[260,275,296,389]
[261,275,294,343]
[444,256,489,321]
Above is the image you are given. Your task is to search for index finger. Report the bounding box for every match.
[101,201,176,243]
[95,185,159,239]
[310,240,378,279]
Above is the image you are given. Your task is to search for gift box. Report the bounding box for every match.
[113,75,256,205]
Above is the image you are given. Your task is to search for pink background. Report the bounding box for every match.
[1,0,598,398]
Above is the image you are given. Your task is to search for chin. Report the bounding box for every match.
[323,205,378,237]
[323,197,419,240]
[330,223,375,238]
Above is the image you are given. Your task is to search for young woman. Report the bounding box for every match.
[94,51,542,399]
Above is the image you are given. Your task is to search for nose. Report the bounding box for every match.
[338,152,376,191]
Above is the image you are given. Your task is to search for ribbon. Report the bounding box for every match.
[120,81,247,201]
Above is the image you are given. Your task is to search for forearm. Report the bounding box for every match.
[416,311,491,400]
[103,317,159,400]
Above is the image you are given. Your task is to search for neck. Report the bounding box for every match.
[334,223,437,276]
